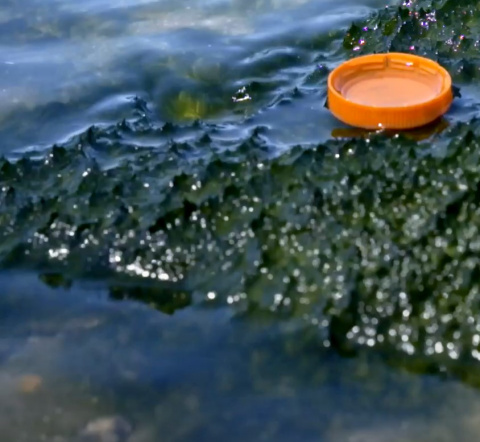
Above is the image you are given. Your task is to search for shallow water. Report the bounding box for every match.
[1,0,394,155]
[3,270,480,442]
[2,0,480,440]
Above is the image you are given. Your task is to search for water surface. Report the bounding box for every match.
[2,0,392,155]
[3,271,480,442]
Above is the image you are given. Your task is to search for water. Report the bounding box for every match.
[1,0,391,155]
[2,0,480,440]
[3,271,480,442]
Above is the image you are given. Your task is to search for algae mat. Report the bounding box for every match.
[2,0,480,380]
[2,0,480,440]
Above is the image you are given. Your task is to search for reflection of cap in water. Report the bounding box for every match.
[331,117,450,142]
[327,53,454,130]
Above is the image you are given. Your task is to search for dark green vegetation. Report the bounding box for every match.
[344,0,480,82]
[3,0,480,391]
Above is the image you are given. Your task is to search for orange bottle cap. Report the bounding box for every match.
[327,52,454,130]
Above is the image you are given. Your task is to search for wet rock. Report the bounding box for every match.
[17,374,43,394]
[78,416,133,442]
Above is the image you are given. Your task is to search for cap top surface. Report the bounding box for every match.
[327,53,453,130]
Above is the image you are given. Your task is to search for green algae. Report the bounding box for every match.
[3,0,480,390]
[3,109,480,385]
[343,0,480,82]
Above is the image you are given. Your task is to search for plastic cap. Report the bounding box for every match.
[327,52,453,130]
